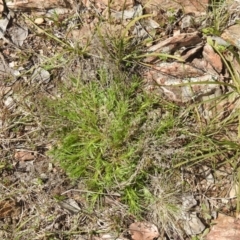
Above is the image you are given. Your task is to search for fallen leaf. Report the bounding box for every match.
[0,199,20,219]
[58,198,81,214]
[14,151,35,161]
[129,222,159,240]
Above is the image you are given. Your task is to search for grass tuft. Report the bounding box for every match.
[44,70,162,214]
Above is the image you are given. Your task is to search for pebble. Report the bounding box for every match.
[4,96,14,108]
[221,24,240,50]
[34,18,44,25]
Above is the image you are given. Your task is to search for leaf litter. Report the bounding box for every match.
[0,0,240,239]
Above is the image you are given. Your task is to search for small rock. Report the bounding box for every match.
[182,194,197,211]
[221,25,240,50]
[34,17,44,25]
[31,67,51,84]
[183,212,205,235]
[101,233,127,240]
[203,43,223,74]
[210,36,230,47]
[40,173,48,182]
[47,7,69,16]
[4,96,14,108]
[206,213,240,240]
[10,25,28,47]
[54,223,60,229]
[181,14,194,29]
[229,183,239,198]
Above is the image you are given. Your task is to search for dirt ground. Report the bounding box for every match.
[1,0,240,240]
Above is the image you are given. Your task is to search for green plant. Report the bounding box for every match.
[202,0,230,36]
[44,70,163,213]
[96,14,153,70]
[25,1,240,237]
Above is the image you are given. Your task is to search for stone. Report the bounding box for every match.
[221,25,240,50]
[10,25,28,47]
[4,96,14,109]
[34,18,44,25]
[31,67,51,84]
[206,214,240,240]
[229,183,239,198]
[183,212,205,235]
[181,14,194,30]
[202,43,223,74]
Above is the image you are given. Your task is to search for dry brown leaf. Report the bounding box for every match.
[14,150,35,161]
[0,199,20,219]
[129,222,159,240]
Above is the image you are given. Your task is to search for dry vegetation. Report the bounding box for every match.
[1,0,240,239]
